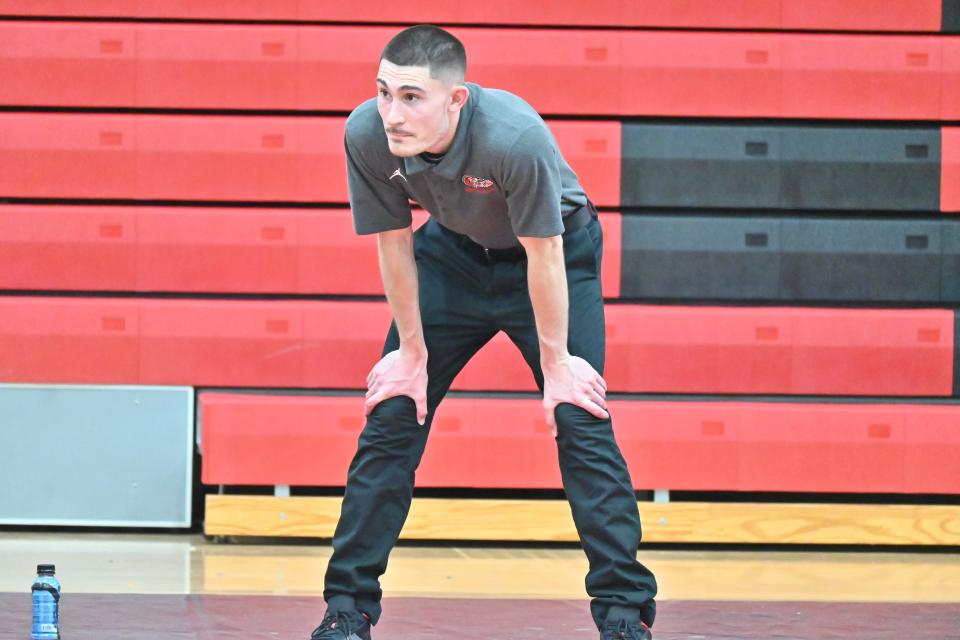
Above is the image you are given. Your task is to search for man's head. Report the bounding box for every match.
[377,25,469,158]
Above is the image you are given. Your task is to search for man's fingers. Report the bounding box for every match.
[364,391,386,415]
[595,375,608,392]
[578,398,610,421]
[414,394,428,426]
[590,380,607,400]
[545,408,557,437]
[585,388,607,410]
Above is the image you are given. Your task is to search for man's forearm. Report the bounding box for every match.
[377,228,427,359]
[520,235,570,367]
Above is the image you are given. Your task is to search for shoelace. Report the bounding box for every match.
[311,610,359,639]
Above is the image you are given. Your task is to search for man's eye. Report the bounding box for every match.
[403,94,419,102]
[378,89,389,98]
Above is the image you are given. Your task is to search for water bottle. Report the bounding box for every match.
[31,564,60,640]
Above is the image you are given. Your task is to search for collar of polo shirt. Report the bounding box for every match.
[401,82,479,180]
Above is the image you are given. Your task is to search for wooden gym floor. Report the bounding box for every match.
[1,531,958,638]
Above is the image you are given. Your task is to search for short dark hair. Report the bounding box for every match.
[380,25,466,85]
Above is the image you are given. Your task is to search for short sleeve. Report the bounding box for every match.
[500,124,564,238]
[344,127,412,235]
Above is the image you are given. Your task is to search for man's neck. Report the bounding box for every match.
[425,108,462,156]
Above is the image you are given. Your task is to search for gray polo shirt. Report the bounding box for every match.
[344,81,589,249]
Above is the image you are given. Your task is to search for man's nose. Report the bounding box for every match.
[385,100,405,125]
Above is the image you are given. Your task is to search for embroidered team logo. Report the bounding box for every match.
[389,168,407,183]
[462,175,496,193]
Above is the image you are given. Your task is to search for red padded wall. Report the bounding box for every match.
[138,208,300,293]
[780,35,943,121]
[0,114,137,199]
[139,299,306,387]
[0,116,616,205]
[945,39,960,120]
[0,22,136,107]
[621,31,782,118]
[0,298,952,396]
[199,392,960,493]
[612,306,954,397]
[2,23,955,119]
[0,298,140,384]
[779,0,942,32]
[137,24,300,110]
[0,207,617,296]
[0,205,137,291]
[546,122,621,208]
[0,1,943,31]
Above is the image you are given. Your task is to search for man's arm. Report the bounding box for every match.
[518,235,609,434]
[363,226,429,425]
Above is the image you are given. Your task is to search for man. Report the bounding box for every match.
[311,25,657,640]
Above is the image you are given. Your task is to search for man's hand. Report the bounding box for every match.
[542,355,609,436]
[364,348,429,425]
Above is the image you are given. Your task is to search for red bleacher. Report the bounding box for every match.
[0,207,620,295]
[0,1,944,31]
[0,115,619,205]
[1,1,957,511]
[2,22,957,119]
[946,40,960,120]
[0,206,138,291]
[779,34,942,120]
[0,297,140,384]
[199,392,960,493]
[0,297,951,396]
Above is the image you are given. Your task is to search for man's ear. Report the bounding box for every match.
[448,84,469,112]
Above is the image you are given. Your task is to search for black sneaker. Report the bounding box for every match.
[309,609,372,640]
[600,618,652,640]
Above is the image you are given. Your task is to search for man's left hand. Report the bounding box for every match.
[542,355,609,436]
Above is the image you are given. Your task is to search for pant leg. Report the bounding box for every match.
[323,220,496,624]
[500,215,658,630]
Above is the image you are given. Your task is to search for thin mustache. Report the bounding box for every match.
[385,128,412,135]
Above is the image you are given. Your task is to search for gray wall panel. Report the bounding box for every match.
[0,384,193,527]
[780,219,941,302]
[943,222,960,303]
[944,0,960,32]
[779,128,940,211]
[620,124,941,212]
[620,215,781,299]
[621,125,782,208]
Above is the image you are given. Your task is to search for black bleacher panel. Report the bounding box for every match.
[620,125,782,209]
[780,218,942,303]
[621,125,941,212]
[942,221,960,303]
[945,0,960,32]
[779,128,941,212]
[619,215,781,300]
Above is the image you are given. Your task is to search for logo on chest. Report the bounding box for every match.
[462,175,496,194]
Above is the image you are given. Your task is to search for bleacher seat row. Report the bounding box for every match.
[4,206,960,303]
[0,116,957,212]
[1,1,957,32]
[1,22,958,119]
[0,296,952,397]
[199,391,960,494]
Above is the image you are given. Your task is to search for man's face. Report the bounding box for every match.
[376,59,460,158]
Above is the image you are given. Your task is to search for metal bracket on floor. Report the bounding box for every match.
[653,489,670,503]
[274,484,291,497]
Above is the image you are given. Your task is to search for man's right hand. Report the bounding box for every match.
[364,348,429,425]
